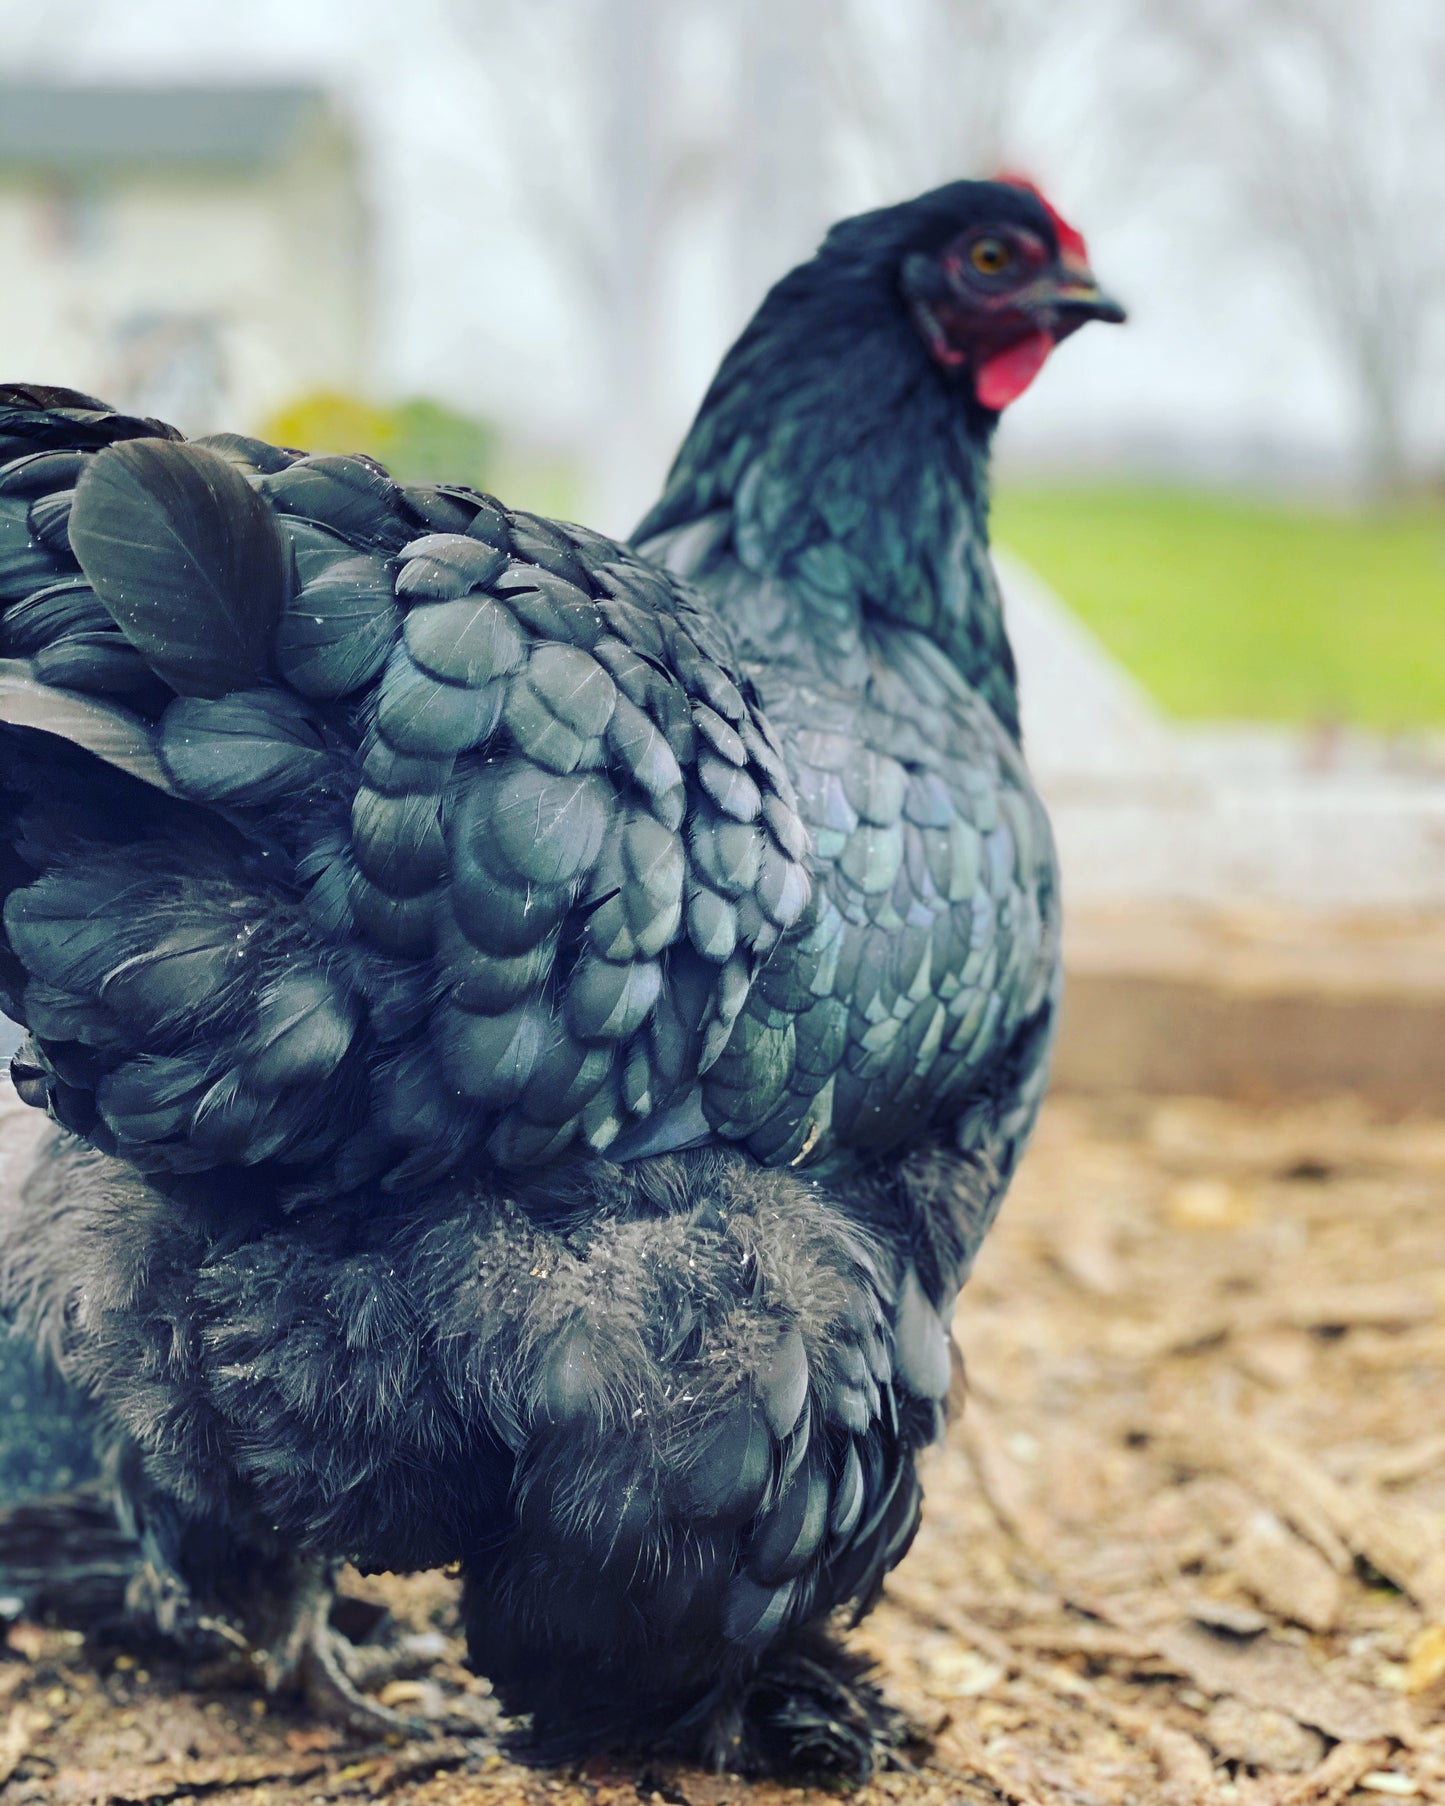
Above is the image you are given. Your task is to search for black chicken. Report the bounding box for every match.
[0,178,1121,1776]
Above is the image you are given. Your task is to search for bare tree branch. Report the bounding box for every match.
[1144,0,1445,487]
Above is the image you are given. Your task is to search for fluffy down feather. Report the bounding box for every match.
[3,1125,973,1761]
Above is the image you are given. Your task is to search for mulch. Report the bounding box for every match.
[5,1091,1444,1804]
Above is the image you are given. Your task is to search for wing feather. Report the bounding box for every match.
[0,395,813,1198]
[68,438,289,699]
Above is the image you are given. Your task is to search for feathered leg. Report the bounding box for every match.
[698,1626,916,1781]
[455,1150,952,1779]
[119,1483,447,1740]
[0,1141,472,1741]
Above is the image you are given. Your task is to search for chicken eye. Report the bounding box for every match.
[970,237,1011,275]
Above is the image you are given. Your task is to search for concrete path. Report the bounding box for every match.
[1001,552,1445,913]
[1001,553,1445,1106]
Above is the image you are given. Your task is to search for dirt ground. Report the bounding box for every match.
[5,1091,1444,1806]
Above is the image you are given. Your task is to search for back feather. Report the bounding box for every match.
[0,391,813,1199]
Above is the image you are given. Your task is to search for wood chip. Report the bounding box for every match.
[1271,1283,1440,1334]
[1152,1418,1348,1572]
[1238,1741,1398,1806]
[890,1580,1229,1803]
[1182,1594,1271,1637]
[1234,1511,1345,1632]
[1404,1625,1445,1694]
[1142,1619,1409,1743]
[1157,1412,1445,1616]
[1357,1430,1445,1491]
[87,1749,333,1803]
[960,1394,1054,1556]
[0,1705,41,1789]
[1357,1773,1421,1797]
[1203,1698,1327,1772]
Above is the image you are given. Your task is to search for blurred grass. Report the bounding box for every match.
[264,390,497,488]
[993,485,1445,727]
[261,389,580,521]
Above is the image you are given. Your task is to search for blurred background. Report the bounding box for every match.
[2,0,1443,1101]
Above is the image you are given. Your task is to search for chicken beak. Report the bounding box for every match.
[1045,263,1127,330]
[1053,278,1127,326]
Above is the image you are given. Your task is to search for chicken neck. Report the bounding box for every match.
[638,260,1020,738]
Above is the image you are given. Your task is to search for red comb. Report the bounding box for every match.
[994,171,1089,262]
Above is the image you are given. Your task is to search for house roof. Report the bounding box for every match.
[0,84,333,173]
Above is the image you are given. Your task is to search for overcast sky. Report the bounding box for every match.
[3,0,1441,529]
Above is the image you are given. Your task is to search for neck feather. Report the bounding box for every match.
[637,263,1019,735]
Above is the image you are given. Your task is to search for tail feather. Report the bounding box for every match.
[0,675,174,792]
[69,437,290,701]
[0,384,180,462]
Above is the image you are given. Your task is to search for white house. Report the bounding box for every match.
[0,83,368,434]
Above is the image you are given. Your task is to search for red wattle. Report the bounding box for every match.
[975,331,1054,410]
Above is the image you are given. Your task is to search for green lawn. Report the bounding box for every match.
[992,485,1445,728]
